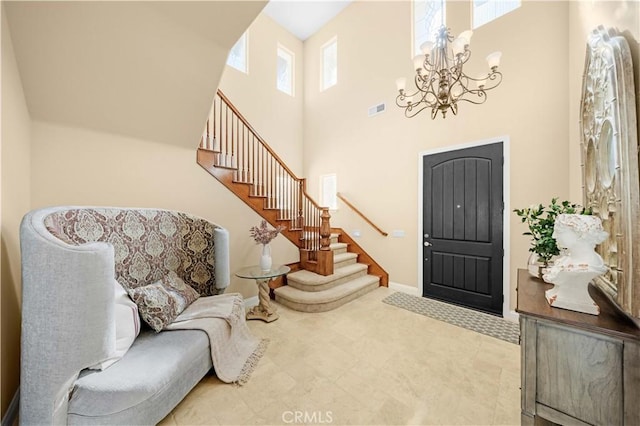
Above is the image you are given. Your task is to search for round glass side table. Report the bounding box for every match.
[235,265,290,323]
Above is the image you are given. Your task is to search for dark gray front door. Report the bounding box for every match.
[422,142,504,315]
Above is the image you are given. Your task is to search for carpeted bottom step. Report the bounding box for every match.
[274,275,379,313]
[287,263,367,292]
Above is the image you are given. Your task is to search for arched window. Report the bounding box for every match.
[413,0,445,56]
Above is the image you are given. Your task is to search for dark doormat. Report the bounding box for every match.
[382,292,520,345]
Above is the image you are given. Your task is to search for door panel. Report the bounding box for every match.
[423,142,503,315]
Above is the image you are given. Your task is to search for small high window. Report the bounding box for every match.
[277,45,294,96]
[321,37,338,91]
[413,0,446,56]
[472,0,520,29]
[227,32,248,73]
[320,174,338,211]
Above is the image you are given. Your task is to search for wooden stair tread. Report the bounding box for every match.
[199,147,221,153]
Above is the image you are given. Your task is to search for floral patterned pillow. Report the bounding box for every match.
[129,271,200,332]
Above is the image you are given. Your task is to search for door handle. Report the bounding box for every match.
[424,241,432,247]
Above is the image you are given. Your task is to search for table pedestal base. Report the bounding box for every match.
[246,278,279,322]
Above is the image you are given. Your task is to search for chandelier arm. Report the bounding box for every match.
[403,88,424,99]
[405,104,434,118]
[447,71,466,97]
[455,94,489,105]
[454,50,471,68]
[424,57,436,69]
[414,73,423,88]
[424,92,440,104]
[395,88,424,108]
[463,70,502,90]
[454,71,503,102]
[482,72,503,90]
[420,74,438,91]
[461,75,486,82]
[395,96,407,108]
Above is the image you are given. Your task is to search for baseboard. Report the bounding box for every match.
[389,281,420,296]
[503,309,519,323]
[1,387,19,426]
[244,295,259,308]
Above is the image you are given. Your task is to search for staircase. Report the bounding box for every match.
[197,90,388,312]
[275,233,380,312]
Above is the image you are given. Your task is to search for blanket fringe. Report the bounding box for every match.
[235,338,269,386]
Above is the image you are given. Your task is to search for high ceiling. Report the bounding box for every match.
[262,0,352,41]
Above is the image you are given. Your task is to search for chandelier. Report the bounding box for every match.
[395,25,503,119]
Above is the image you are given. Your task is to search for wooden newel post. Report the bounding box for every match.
[320,207,331,251]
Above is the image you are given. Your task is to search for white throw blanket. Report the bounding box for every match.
[165,293,267,384]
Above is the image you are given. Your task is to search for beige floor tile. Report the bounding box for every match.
[335,370,393,410]
[369,396,417,425]
[167,287,522,425]
[327,394,376,425]
[157,412,178,426]
[170,391,222,425]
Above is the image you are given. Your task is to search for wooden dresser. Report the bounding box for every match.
[516,269,640,425]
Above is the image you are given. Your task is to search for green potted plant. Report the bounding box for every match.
[514,198,590,277]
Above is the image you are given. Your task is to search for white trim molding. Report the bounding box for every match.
[504,310,519,323]
[389,281,420,296]
[417,135,512,319]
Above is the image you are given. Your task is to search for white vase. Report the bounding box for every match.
[260,243,272,271]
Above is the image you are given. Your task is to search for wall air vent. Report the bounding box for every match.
[368,102,386,117]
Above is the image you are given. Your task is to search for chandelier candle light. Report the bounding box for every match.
[395,25,503,119]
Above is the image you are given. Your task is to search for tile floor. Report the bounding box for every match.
[159,287,521,425]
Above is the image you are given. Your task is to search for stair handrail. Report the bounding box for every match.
[200,90,332,262]
[216,90,300,181]
[336,192,388,237]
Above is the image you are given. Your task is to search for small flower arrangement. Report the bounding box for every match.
[514,198,590,266]
[249,220,286,245]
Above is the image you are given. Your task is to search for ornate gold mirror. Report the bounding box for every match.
[580,26,639,319]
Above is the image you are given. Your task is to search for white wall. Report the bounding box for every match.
[219,13,305,175]
[1,3,32,416]
[4,1,266,148]
[26,9,307,302]
[29,121,300,298]
[303,0,571,310]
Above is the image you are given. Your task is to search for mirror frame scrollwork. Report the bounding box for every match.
[580,25,639,320]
